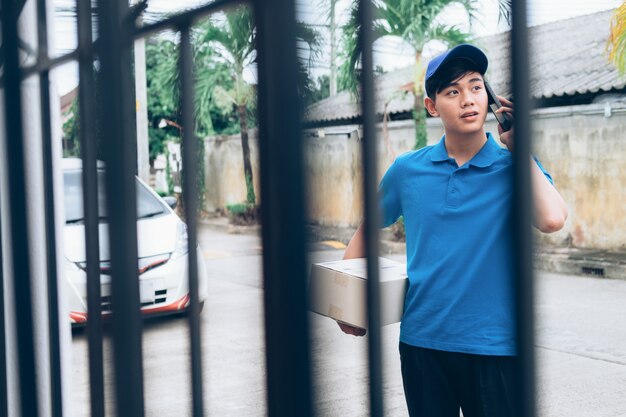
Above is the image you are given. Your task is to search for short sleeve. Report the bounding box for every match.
[378,159,403,227]
[532,155,554,185]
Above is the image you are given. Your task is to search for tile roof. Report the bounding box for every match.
[304,9,625,123]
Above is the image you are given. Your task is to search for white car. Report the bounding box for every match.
[61,158,208,325]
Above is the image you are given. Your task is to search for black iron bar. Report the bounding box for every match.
[357,0,383,415]
[254,0,313,415]
[510,0,536,416]
[0,1,40,416]
[18,50,80,83]
[133,0,245,39]
[35,0,63,415]
[179,25,205,417]
[0,206,7,417]
[98,0,145,415]
[0,49,79,88]
[77,0,105,416]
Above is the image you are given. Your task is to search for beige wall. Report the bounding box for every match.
[204,132,261,211]
[204,102,626,250]
[530,104,626,249]
[304,121,416,226]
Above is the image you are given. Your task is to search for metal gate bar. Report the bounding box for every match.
[0,1,40,415]
[77,1,106,416]
[179,23,205,417]
[511,0,536,416]
[133,0,245,39]
[97,1,145,416]
[0,207,7,417]
[255,0,314,415]
[35,0,64,415]
[357,1,384,416]
[0,0,539,415]
[16,50,80,82]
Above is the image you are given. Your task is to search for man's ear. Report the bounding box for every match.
[424,96,439,117]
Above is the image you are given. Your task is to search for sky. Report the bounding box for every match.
[50,0,623,95]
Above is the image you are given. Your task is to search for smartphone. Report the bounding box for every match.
[484,80,512,132]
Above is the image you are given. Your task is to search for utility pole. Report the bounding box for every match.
[329,0,338,96]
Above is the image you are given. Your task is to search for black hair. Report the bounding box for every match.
[425,58,484,101]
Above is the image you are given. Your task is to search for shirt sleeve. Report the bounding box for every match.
[378,159,403,228]
[532,155,554,185]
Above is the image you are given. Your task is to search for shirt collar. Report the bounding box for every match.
[429,136,451,162]
[430,132,501,168]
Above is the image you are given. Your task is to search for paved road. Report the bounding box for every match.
[70,226,626,416]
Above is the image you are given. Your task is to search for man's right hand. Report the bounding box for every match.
[337,224,367,337]
[337,321,366,336]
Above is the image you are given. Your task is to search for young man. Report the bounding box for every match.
[338,44,568,416]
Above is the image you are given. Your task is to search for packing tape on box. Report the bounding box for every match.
[329,304,343,320]
[333,273,349,287]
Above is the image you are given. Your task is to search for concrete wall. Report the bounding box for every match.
[203,102,626,250]
[305,121,417,226]
[530,103,626,249]
[204,132,261,211]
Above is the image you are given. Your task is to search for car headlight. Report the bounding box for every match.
[76,257,169,275]
[74,259,111,274]
[172,221,189,259]
[137,254,170,275]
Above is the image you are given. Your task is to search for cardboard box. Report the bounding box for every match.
[309,257,408,329]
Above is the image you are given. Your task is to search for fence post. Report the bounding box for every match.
[97,0,145,415]
[254,0,314,415]
[511,0,536,415]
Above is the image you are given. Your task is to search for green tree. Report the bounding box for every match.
[145,38,236,157]
[145,37,238,212]
[339,0,511,150]
[197,7,258,205]
[304,74,331,107]
[62,98,80,157]
[146,39,180,162]
[197,6,320,206]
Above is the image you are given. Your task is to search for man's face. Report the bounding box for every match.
[425,71,489,136]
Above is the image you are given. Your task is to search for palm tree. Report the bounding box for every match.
[340,0,512,150]
[198,6,321,206]
[607,2,626,73]
[197,7,257,205]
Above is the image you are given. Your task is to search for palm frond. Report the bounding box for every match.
[200,20,237,62]
[338,1,390,96]
[225,7,256,63]
[496,0,512,26]
[338,2,362,95]
[426,24,473,47]
[607,2,626,74]
[450,0,480,28]
[338,0,493,98]
[296,21,324,64]
[320,0,340,25]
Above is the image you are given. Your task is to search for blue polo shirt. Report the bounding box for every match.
[380,133,553,356]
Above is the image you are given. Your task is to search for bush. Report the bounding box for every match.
[225,203,258,225]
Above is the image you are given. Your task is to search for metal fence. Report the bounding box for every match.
[0,0,534,416]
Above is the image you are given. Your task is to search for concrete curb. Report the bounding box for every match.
[199,217,260,235]
[535,248,626,280]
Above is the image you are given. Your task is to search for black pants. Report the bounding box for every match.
[399,342,518,417]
